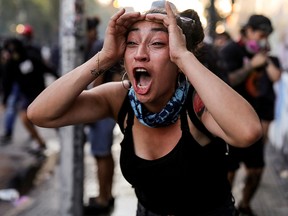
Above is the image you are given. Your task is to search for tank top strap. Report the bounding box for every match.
[180,107,189,132]
[118,93,134,133]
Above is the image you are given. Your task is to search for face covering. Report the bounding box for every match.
[245,39,268,54]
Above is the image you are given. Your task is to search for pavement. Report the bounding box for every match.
[0,111,288,216]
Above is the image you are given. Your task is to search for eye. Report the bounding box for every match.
[153,42,164,45]
[126,41,138,47]
[150,41,165,48]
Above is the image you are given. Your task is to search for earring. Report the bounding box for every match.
[121,72,131,90]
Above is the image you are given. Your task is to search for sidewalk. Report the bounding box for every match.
[1,112,288,215]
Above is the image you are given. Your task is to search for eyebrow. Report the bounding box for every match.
[128,27,168,34]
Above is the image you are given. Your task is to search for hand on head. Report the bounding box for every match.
[145,1,188,62]
[102,1,188,64]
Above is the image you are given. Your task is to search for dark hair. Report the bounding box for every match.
[144,8,204,56]
[215,31,231,40]
[241,14,273,35]
[86,16,100,31]
[3,37,26,58]
[179,9,204,55]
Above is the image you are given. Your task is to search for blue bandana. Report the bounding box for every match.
[128,76,189,128]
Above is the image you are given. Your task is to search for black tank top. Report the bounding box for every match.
[118,87,231,215]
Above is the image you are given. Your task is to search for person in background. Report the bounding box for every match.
[0,38,21,144]
[0,24,52,144]
[214,31,232,51]
[219,14,282,216]
[2,37,58,156]
[83,16,122,214]
[19,24,42,62]
[85,17,100,62]
[27,2,262,215]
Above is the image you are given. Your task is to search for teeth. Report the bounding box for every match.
[135,68,147,72]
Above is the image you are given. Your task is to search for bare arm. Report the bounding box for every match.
[266,58,281,82]
[146,2,263,147]
[27,9,144,128]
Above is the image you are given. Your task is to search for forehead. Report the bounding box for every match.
[248,27,269,39]
[128,20,167,35]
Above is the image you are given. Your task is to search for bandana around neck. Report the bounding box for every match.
[128,76,190,128]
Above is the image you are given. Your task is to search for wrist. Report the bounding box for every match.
[90,51,117,78]
[91,52,105,78]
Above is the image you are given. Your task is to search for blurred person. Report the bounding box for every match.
[28,2,262,215]
[0,24,53,144]
[0,39,21,144]
[19,24,42,62]
[83,16,122,214]
[219,14,282,215]
[214,31,232,51]
[85,17,100,61]
[2,37,58,155]
[19,24,57,74]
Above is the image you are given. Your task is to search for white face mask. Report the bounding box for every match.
[245,39,268,54]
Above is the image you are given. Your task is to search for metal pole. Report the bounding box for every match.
[59,0,85,215]
[208,0,217,40]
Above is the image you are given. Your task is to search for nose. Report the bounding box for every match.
[134,44,149,62]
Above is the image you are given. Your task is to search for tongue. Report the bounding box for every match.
[139,75,151,86]
[135,74,152,95]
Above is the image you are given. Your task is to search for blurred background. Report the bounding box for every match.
[0,0,288,216]
[0,0,288,56]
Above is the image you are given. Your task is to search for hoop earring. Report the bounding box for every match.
[121,72,131,90]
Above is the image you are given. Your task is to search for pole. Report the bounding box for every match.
[59,0,86,215]
[208,0,217,41]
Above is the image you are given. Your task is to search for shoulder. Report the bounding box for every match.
[97,81,129,119]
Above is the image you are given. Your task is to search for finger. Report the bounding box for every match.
[116,12,144,28]
[145,13,167,25]
[108,8,126,29]
[165,1,177,24]
[111,8,126,22]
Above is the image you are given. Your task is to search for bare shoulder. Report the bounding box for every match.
[92,81,129,119]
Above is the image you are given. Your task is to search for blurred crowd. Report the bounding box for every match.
[0,1,288,216]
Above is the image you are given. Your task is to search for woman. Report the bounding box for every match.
[28,2,262,215]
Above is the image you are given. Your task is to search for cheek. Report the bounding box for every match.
[124,51,132,69]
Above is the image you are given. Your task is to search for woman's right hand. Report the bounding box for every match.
[101,9,145,62]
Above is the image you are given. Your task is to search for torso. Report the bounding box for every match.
[118,94,231,215]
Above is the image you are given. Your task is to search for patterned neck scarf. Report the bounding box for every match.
[128,75,189,128]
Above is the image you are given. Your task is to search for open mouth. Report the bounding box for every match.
[134,68,152,94]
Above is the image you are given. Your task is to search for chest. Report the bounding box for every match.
[131,116,210,160]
